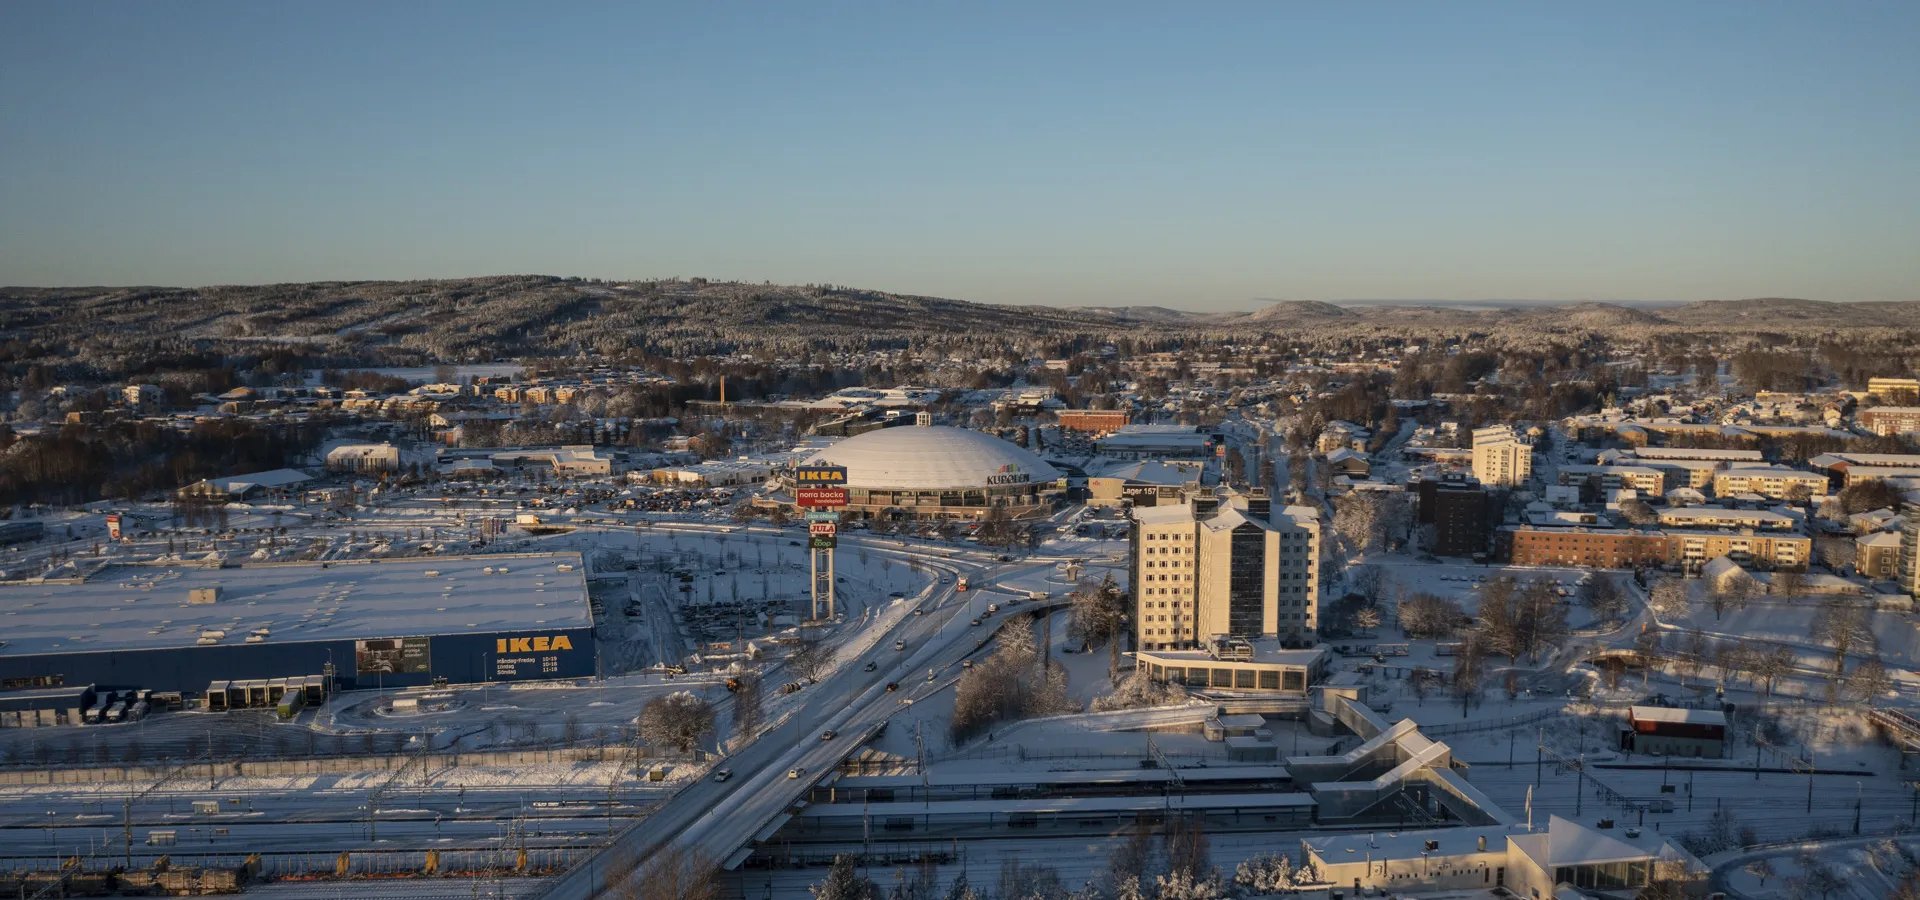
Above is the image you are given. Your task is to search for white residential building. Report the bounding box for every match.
[1711,466,1827,501]
[1472,425,1532,487]
[326,443,402,474]
[1130,489,1321,650]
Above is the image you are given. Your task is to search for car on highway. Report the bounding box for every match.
[969,618,981,626]
[788,767,804,779]
[713,769,732,782]
[820,730,837,741]
[863,661,877,672]
[894,639,906,651]
[885,682,898,692]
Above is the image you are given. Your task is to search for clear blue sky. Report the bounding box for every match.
[3,2,1916,310]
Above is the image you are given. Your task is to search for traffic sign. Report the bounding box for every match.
[796,487,848,508]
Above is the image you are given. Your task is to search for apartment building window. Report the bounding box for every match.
[1227,524,1265,636]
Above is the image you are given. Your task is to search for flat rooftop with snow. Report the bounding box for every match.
[0,553,596,695]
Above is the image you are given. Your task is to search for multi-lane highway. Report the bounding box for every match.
[533,544,1065,898]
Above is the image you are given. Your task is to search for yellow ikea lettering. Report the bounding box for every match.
[496,636,572,653]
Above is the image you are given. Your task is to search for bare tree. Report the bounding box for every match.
[637,691,715,755]
[1850,656,1893,702]
[1517,578,1570,660]
[1708,576,1758,621]
[1813,533,1857,571]
[1354,605,1383,634]
[1105,822,1156,890]
[1634,628,1666,688]
[1811,597,1875,675]
[1451,636,1486,714]
[1579,575,1628,625]
[1617,499,1658,525]
[1679,628,1709,686]
[1648,577,1691,620]
[1163,815,1212,882]
[1717,639,1757,690]
[1770,569,1804,602]
[951,613,1078,743]
[1476,579,1523,661]
[1348,564,1387,604]
[731,672,763,742]
[1753,646,1796,699]
[787,631,837,684]
[1399,592,1464,638]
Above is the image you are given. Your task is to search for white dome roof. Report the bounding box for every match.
[804,425,1061,491]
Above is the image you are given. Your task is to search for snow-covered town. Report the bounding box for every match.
[8,6,1920,899]
[0,337,1916,900]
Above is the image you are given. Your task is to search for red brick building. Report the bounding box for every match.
[1508,528,1668,569]
[1862,407,1920,436]
[1057,409,1130,434]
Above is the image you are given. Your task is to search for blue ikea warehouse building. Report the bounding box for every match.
[0,553,596,713]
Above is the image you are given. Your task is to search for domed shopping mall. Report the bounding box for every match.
[796,421,1064,520]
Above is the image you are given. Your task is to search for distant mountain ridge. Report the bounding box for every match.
[1,278,1913,378]
[1231,296,1920,329]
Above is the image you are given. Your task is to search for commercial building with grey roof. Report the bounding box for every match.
[0,553,595,705]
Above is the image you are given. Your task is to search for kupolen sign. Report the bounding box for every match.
[796,487,848,508]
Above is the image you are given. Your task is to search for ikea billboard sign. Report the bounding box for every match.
[496,635,575,653]
[793,466,848,485]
